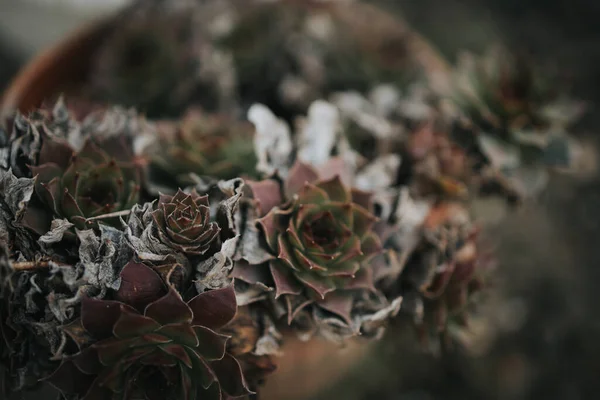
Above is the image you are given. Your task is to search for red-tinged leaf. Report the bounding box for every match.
[38,137,74,168]
[160,344,193,368]
[188,348,218,389]
[197,380,222,400]
[39,177,61,214]
[351,188,373,210]
[318,293,354,326]
[44,360,94,396]
[292,248,327,272]
[345,267,375,292]
[231,260,271,285]
[285,296,313,325]
[193,326,229,361]
[328,201,353,227]
[72,347,102,375]
[292,203,321,231]
[79,140,110,165]
[188,286,237,330]
[115,261,167,313]
[140,349,177,367]
[327,261,360,278]
[61,188,85,219]
[277,234,300,271]
[256,208,290,252]
[335,236,363,263]
[246,179,282,216]
[351,204,378,237]
[29,163,63,186]
[285,161,319,199]
[316,175,350,203]
[180,363,193,400]
[81,297,124,339]
[317,157,351,186]
[145,286,193,325]
[293,269,336,299]
[94,337,137,366]
[157,323,199,347]
[113,305,161,338]
[210,354,253,397]
[296,182,330,205]
[285,218,304,250]
[359,232,383,259]
[270,260,303,298]
[20,205,52,235]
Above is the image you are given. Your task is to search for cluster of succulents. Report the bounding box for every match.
[0,0,591,398]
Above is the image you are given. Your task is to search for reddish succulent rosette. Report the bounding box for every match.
[235,161,382,325]
[152,189,220,255]
[47,262,251,400]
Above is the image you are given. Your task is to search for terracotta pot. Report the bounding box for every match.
[0,3,449,398]
[0,1,451,114]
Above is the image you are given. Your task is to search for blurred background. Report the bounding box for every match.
[1,1,599,399]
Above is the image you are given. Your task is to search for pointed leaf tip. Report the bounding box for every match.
[188,286,237,330]
[115,261,167,312]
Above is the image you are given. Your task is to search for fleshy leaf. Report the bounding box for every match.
[159,344,193,368]
[188,286,237,330]
[293,269,336,299]
[270,260,303,298]
[318,292,354,326]
[157,323,199,347]
[246,179,282,216]
[115,261,167,312]
[113,305,161,338]
[285,161,319,199]
[210,354,253,397]
[193,326,229,361]
[81,297,123,340]
[316,175,351,203]
[145,286,193,325]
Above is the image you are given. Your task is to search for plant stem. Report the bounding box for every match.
[11,261,51,271]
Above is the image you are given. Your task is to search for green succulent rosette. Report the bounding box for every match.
[24,135,142,233]
[235,161,382,326]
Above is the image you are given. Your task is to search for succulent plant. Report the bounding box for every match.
[235,161,382,327]
[448,46,588,198]
[24,135,142,233]
[219,0,416,120]
[393,203,491,348]
[0,246,84,392]
[0,99,77,179]
[452,46,573,133]
[152,189,220,256]
[89,1,207,118]
[149,110,257,189]
[47,261,251,400]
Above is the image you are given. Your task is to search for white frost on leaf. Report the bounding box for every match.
[248,103,293,177]
[296,100,341,167]
[354,154,401,192]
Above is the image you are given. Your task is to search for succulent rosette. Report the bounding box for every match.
[391,202,493,348]
[234,161,383,330]
[149,110,257,190]
[24,135,142,233]
[47,261,252,400]
[152,189,220,255]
